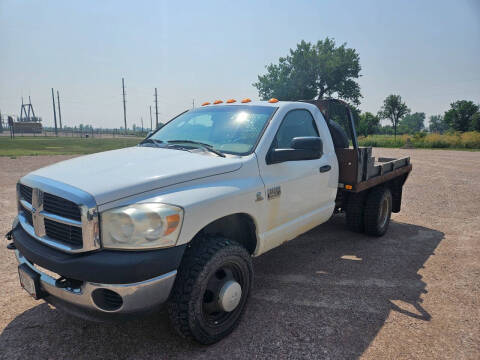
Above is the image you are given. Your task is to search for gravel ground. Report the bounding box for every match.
[0,149,479,359]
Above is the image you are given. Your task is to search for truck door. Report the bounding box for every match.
[256,108,337,252]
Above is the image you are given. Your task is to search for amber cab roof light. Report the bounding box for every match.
[201,102,210,106]
[226,99,236,103]
[268,98,279,103]
[213,100,223,105]
[241,98,251,103]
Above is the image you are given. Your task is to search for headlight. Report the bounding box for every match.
[101,203,183,250]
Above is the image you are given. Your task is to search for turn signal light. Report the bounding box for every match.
[268,98,279,103]
[241,98,251,103]
[165,214,181,235]
[345,185,353,190]
[201,102,210,106]
[226,99,236,103]
[213,100,223,104]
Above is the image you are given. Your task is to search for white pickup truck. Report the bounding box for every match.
[7,98,411,344]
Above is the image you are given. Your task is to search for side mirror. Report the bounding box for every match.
[267,136,323,164]
[291,136,323,153]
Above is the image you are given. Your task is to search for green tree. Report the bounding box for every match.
[428,115,448,133]
[470,112,480,132]
[378,94,410,141]
[398,112,425,134]
[444,100,479,132]
[358,112,380,137]
[253,38,362,104]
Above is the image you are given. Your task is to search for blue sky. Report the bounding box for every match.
[1,0,479,129]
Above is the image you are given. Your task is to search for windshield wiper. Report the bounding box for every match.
[139,138,164,147]
[167,140,226,157]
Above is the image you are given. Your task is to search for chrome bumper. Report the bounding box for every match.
[15,250,176,315]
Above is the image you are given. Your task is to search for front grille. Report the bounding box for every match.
[19,184,33,203]
[17,180,98,253]
[44,218,83,247]
[24,209,33,226]
[44,192,82,221]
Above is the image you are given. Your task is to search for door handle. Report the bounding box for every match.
[319,165,331,173]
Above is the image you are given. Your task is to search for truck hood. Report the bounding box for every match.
[27,146,243,204]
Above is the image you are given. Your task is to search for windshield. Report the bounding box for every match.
[148,105,276,155]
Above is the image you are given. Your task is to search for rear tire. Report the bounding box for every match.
[346,193,365,233]
[364,187,392,236]
[167,236,253,344]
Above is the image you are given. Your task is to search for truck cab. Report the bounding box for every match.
[8,98,411,344]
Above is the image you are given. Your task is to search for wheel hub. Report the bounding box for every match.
[379,195,391,228]
[218,280,242,312]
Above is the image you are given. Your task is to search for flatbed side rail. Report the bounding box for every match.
[343,163,412,193]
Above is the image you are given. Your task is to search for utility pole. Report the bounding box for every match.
[141,117,144,133]
[149,106,153,131]
[192,99,195,109]
[57,90,63,130]
[154,88,159,129]
[122,78,127,134]
[51,88,58,136]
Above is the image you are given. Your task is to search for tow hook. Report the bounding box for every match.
[5,229,15,250]
[55,276,82,289]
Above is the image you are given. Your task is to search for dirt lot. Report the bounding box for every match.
[0,149,479,359]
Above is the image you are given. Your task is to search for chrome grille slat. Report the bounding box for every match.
[40,211,82,227]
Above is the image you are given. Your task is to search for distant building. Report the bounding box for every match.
[13,121,43,133]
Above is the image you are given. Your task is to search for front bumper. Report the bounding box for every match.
[11,220,185,320]
[15,249,177,319]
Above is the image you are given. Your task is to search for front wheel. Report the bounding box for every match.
[364,187,392,236]
[167,236,253,344]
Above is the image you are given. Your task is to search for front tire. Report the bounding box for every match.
[167,236,253,344]
[364,187,392,236]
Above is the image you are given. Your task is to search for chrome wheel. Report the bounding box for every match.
[378,195,391,229]
[364,187,393,237]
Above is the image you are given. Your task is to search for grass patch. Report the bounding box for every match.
[0,136,143,156]
[358,132,480,150]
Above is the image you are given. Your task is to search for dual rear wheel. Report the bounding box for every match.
[346,186,392,236]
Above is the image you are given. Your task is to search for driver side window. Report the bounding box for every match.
[273,109,319,149]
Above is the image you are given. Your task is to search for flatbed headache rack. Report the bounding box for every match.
[303,98,412,197]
